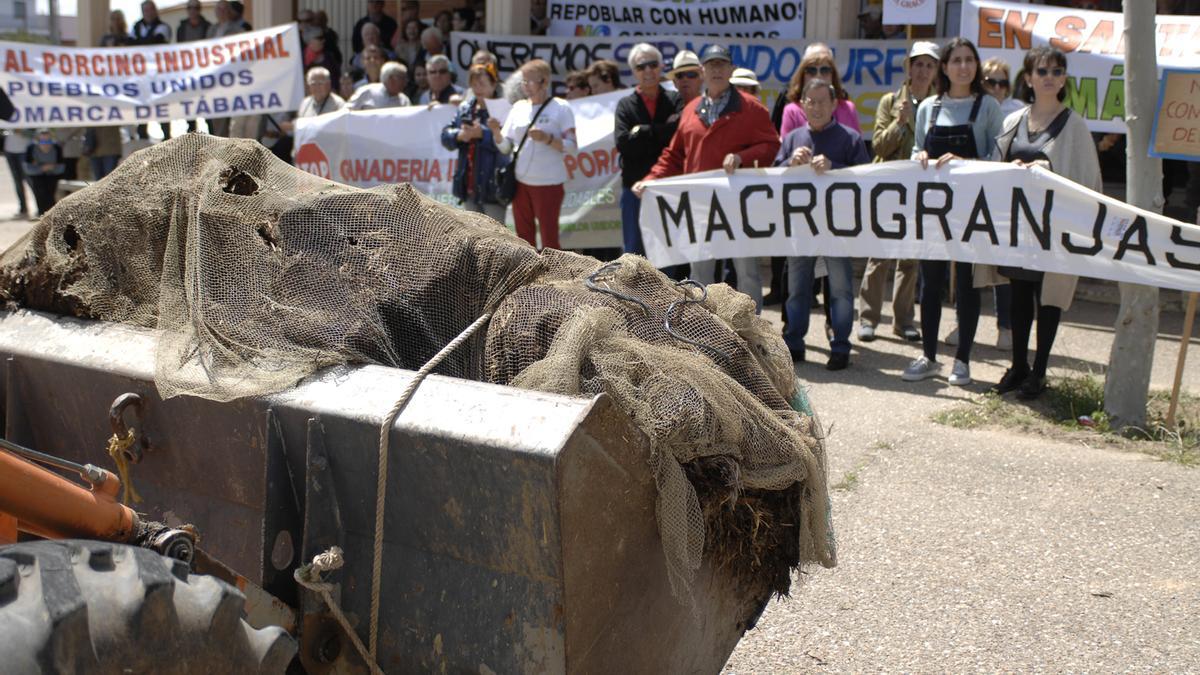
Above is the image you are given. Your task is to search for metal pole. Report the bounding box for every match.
[48,0,60,45]
[1165,207,1200,428]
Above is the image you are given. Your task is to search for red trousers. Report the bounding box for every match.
[513,181,564,250]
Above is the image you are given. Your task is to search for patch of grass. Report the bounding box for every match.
[931,374,1200,466]
[832,468,860,492]
[868,439,896,451]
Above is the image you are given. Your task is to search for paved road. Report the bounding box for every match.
[0,161,1195,672]
[724,298,1200,671]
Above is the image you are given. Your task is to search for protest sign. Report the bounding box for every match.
[547,0,806,39]
[961,0,1200,133]
[1150,69,1200,162]
[452,32,910,136]
[293,90,626,249]
[638,161,1200,293]
[0,24,304,128]
[884,0,938,26]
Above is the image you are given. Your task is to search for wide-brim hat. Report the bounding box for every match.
[729,68,759,87]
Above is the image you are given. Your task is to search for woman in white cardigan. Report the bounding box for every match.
[979,46,1101,399]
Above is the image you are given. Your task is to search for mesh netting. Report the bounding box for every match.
[0,134,834,599]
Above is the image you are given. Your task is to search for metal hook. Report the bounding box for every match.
[664,280,732,363]
[584,261,652,316]
[109,393,149,464]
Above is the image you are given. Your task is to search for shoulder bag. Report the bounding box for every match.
[493,98,553,206]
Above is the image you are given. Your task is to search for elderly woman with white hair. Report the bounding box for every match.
[613,43,681,256]
[348,61,411,110]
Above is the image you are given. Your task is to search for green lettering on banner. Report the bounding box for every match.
[1065,77,1098,120]
[1100,77,1125,121]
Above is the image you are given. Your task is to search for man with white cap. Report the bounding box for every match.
[857,40,940,344]
[634,44,780,313]
[667,50,702,104]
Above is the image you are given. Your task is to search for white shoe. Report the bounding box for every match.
[996,328,1012,350]
[949,359,972,386]
[858,323,876,342]
[902,355,941,381]
[944,326,959,346]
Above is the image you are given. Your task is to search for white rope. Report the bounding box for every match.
[369,312,493,660]
[294,547,383,675]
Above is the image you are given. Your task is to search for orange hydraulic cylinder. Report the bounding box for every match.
[0,450,138,542]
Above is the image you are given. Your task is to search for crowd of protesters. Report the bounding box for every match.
[5,1,1199,401]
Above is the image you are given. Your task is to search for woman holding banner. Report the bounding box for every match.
[905,37,1004,387]
[614,44,681,256]
[858,40,940,345]
[983,46,1101,399]
[490,59,577,250]
[442,64,509,223]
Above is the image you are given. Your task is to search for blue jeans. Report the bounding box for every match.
[785,256,854,356]
[619,188,644,256]
[90,155,119,181]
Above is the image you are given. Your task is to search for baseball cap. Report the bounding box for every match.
[669,50,700,78]
[908,41,940,61]
[699,44,732,65]
[729,68,759,87]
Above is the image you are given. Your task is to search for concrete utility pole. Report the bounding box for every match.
[1103,0,1163,429]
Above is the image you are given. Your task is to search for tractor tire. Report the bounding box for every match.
[0,539,296,674]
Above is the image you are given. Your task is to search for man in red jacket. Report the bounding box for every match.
[633,44,780,312]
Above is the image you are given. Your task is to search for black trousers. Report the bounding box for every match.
[919,260,980,363]
[28,175,58,215]
[4,151,27,212]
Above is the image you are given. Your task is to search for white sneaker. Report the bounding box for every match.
[949,359,972,386]
[996,328,1012,350]
[944,326,959,346]
[902,355,941,381]
[858,323,876,342]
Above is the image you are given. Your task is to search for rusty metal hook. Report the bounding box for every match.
[109,393,150,464]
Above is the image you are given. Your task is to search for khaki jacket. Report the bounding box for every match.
[974,108,1102,311]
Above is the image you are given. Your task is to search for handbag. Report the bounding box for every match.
[494,98,553,206]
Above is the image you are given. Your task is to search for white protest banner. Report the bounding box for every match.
[961,0,1200,133]
[452,32,910,136]
[294,105,459,200]
[0,24,304,128]
[293,90,625,249]
[547,0,806,39]
[639,161,1200,293]
[884,0,937,26]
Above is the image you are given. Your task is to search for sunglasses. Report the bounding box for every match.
[568,84,588,91]
[1035,67,1066,77]
[427,68,449,75]
[674,71,700,80]
[634,61,659,71]
[983,77,1010,88]
[805,65,833,76]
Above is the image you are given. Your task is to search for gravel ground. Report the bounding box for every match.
[725,298,1200,672]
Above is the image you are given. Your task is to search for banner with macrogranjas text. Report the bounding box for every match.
[0,24,304,128]
[639,161,1200,293]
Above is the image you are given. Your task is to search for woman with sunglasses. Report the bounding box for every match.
[779,51,860,137]
[905,37,1005,387]
[980,46,1100,399]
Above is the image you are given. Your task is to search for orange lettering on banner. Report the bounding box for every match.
[3,49,32,73]
[978,8,1004,48]
[1004,11,1036,50]
[1079,20,1115,55]
[1051,15,1085,52]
